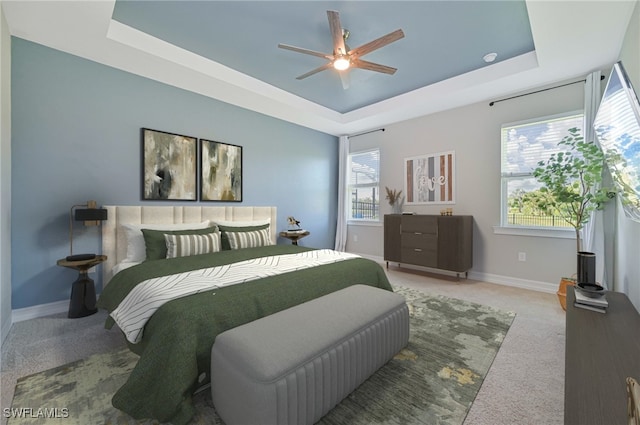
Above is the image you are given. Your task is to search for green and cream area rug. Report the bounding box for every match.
[9,286,515,425]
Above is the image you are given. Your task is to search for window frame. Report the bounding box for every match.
[347,148,381,224]
[498,110,584,237]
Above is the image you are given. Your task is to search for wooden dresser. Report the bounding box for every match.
[384,214,472,277]
[565,287,640,424]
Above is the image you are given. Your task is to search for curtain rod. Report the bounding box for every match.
[348,128,385,138]
[489,75,605,107]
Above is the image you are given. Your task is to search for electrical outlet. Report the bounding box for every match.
[518,252,526,262]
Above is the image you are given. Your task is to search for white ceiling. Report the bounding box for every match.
[2,1,638,136]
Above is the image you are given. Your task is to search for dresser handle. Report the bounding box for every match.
[414,248,422,252]
[414,232,422,235]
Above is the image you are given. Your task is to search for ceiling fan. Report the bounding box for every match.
[278,10,405,88]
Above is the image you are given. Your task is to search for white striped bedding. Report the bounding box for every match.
[110,249,360,343]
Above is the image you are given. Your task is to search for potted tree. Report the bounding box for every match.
[532,127,616,308]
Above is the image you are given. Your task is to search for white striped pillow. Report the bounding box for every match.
[164,232,221,258]
[225,228,273,250]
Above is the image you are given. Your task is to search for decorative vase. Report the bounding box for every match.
[557,277,576,311]
[577,251,596,284]
[392,202,402,214]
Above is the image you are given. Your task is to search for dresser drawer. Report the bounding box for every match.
[401,233,437,250]
[401,215,437,234]
[401,247,437,268]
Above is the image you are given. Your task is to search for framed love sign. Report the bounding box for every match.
[404,150,455,205]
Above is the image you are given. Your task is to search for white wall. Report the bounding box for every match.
[616,0,640,312]
[347,79,587,292]
[0,2,12,345]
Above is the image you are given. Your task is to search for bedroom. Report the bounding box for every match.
[1,0,640,424]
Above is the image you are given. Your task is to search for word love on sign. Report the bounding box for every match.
[404,151,455,205]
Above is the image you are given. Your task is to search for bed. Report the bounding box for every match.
[97,205,394,425]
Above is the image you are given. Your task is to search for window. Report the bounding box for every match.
[348,149,380,221]
[500,111,584,229]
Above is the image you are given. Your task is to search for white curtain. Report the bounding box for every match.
[581,70,607,286]
[334,135,349,251]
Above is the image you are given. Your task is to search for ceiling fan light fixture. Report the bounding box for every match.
[333,55,350,71]
[278,10,404,84]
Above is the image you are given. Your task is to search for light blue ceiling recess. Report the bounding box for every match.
[112,1,534,113]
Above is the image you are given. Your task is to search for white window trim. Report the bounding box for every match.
[347,219,383,227]
[493,225,575,239]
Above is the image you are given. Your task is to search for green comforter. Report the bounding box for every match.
[97,245,393,424]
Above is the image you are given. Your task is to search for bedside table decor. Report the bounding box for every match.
[287,216,301,230]
[67,200,108,261]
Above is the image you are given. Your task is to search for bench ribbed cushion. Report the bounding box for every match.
[210,284,409,425]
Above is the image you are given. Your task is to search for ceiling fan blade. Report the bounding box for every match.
[278,43,333,60]
[348,29,405,58]
[296,63,333,80]
[352,58,397,75]
[327,10,347,55]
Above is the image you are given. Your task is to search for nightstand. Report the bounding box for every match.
[279,230,310,245]
[56,255,106,318]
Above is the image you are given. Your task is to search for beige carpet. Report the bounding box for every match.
[7,285,515,424]
[1,264,565,425]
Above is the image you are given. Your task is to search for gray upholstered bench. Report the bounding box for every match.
[210,284,409,425]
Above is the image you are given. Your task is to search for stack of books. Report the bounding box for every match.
[286,228,306,234]
[574,288,608,313]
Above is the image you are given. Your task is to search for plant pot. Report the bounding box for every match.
[577,251,596,284]
[557,277,576,311]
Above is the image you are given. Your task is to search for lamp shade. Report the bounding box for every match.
[74,208,108,221]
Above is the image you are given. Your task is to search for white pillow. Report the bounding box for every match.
[122,221,211,263]
[112,261,141,276]
[213,218,270,227]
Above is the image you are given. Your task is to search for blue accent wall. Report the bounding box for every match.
[11,37,338,309]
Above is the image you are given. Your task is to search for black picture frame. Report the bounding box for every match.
[200,139,243,202]
[142,128,197,201]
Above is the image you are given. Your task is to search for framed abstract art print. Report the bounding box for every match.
[200,139,242,202]
[142,128,197,201]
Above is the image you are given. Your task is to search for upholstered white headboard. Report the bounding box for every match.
[101,205,277,283]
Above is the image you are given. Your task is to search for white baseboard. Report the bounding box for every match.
[468,271,557,294]
[12,299,69,323]
[349,251,557,294]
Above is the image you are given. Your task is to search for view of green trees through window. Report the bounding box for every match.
[501,112,584,228]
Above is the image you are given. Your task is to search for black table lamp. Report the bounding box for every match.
[67,200,108,261]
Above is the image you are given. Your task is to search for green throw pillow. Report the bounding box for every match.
[142,225,219,260]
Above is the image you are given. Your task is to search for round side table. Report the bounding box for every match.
[279,230,310,245]
[56,255,107,318]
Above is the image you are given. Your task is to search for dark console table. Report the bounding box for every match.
[565,286,640,424]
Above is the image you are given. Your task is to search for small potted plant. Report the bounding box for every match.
[385,187,404,214]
